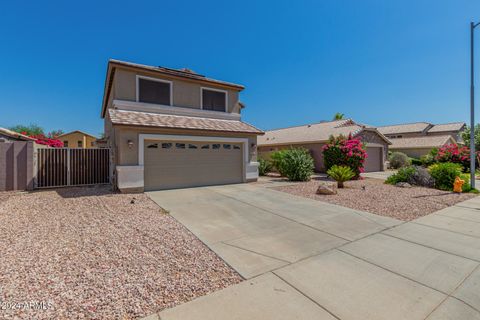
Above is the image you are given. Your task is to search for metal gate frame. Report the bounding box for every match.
[34,148,111,189]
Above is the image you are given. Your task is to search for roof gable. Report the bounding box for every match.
[258,119,390,146]
[57,130,97,139]
[377,122,432,135]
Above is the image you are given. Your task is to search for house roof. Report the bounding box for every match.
[257,119,390,146]
[389,135,456,149]
[57,130,98,139]
[0,127,35,141]
[108,109,264,135]
[376,122,432,135]
[101,59,245,118]
[428,122,465,133]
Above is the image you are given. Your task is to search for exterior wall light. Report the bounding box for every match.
[127,140,134,149]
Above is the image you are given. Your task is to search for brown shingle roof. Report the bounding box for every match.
[257,119,390,146]
[389,135,456,149]
[108,109,263,135]
[428,122,465,133]
[377,122,431,135]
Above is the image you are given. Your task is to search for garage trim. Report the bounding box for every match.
[138,133,251,180]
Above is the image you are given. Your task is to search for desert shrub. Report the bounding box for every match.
[428,162,463,191]
[385,166,416,185]
[389,152,410,169]
[270,150,288,176]
[410,158,422,166]
[258,158,272,176]
[420,148,439,167]
[459,173,472,193]
[281,148,314,181]
[327,165,355,188]
[407,166,435,188]
[322,134,367,178]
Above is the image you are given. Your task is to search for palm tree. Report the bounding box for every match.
[333,113,345,120]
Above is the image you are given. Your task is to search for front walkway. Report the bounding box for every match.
[146,184,480,320]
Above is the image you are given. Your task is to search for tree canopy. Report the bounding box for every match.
[333,113,345,120]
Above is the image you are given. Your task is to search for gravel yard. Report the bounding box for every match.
[0,186,241,320]
[274,178,477,221]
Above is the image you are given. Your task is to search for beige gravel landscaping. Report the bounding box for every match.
[0,186,241,320]
[274,178,477,221]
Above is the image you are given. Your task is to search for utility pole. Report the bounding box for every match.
[470,22,479,189]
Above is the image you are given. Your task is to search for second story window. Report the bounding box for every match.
[201,88,227,112]
[137,76,172,105]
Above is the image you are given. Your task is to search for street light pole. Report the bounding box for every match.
[470,22,480,189]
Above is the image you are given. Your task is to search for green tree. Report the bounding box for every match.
[9,124,44,136]
[461,124,480,150]
[333,113,345,120]
[47,130,64,138]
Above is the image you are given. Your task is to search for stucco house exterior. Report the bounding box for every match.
[101,59,263,192]
[57,130,98,148]
[377,122,465,158]
[257,119,391,172]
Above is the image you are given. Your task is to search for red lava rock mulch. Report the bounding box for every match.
[0,186,241,320]
[274,178,477,221]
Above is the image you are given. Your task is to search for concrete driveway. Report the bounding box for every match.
[146,184,480,320]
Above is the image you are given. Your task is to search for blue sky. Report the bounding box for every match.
[0,0,479,136]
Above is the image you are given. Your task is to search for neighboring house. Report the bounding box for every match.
[376,121,465,158]
[57,130,98,148]
[0,127,36,142]
[257,119,391,172]
[101,59,263,192]
[388,135,457,158]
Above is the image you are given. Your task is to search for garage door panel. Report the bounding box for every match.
[144,140,243,191]
[364,147,382,172]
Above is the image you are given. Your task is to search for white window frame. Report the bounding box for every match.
[136,75,173,106]
[200,87,228,112]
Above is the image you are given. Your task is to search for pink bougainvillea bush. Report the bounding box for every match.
[22,132,64,148]
[322,134,367,178]
[435,143,479,172]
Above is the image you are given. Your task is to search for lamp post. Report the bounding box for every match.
[470,22,480,189]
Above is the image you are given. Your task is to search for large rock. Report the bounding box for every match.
[316,181,338,195]
[395,182,412,188]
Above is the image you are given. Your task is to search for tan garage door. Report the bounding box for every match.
[364,147,382,172]
[144,140,243,191]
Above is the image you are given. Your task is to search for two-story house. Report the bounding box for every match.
[101,59,263,192]
[376,122,465,158]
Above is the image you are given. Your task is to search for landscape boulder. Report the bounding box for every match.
[316,181,338,195]
[395,182,412,188]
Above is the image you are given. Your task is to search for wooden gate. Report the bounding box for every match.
[35,148,110,188]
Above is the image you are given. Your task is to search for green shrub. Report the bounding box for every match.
[281,148,314,181]
[410,158,422,166]
[389,152,411,169]
[327,165,355,188]
[270,150,288,176]
[460,173,472,192]
[258,158,272,176]
[385,166,416,185]
[420,154,436,167]
[428,163,463,191]
[419,148,439,167]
